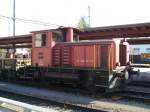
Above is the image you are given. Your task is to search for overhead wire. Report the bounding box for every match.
[0,15,64,28]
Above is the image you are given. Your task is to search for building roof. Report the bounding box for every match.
[79,22,150,40]
[0,34,32,45]
[84,22,150,32]
[0,34,31,39]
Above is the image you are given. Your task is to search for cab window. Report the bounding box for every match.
[52,31,63,42]
[35,33,46,47]
[73,33,79,41]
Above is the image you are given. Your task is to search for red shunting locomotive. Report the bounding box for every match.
[19,27,136,91]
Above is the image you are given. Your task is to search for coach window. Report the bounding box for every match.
[146,48,150,53]
[35,33,47,47]
[133,48,140,55]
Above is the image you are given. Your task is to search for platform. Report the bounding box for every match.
[0,81,150,112]
[0,97,55,112]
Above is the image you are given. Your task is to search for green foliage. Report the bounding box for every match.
[77,17,90,29]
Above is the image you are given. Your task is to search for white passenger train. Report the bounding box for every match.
[130,44,150,63]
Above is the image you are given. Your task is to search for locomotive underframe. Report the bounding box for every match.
[16,66,131,91]
[0,58,138,92]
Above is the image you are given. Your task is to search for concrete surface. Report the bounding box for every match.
[0,97,58,112]
[0,81,150,112]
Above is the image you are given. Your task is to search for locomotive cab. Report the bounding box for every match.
[31,27,80,67]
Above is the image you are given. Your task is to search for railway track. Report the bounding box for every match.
[128,81,150,87]
[110,81,150,102]
[15,80,150,102]
[3,80,150,103]
[0,81,150,112]
[0,90,108,112]
[0,81,110,112]
[5,80,105,96]
[125,81,150,101]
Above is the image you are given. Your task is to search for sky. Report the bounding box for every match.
[1,0,150,37]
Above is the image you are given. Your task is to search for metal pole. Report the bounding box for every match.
[12,0,16,58]
[88,5,91,26]
[13,0,16,37]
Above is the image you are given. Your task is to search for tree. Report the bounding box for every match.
[77,17,90,29]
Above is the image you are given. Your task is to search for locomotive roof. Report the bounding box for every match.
[56,39,116,45]
[31,27,82,33]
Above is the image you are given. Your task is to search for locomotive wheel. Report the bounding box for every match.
[33,71,44,81]
[79,71,96,93]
